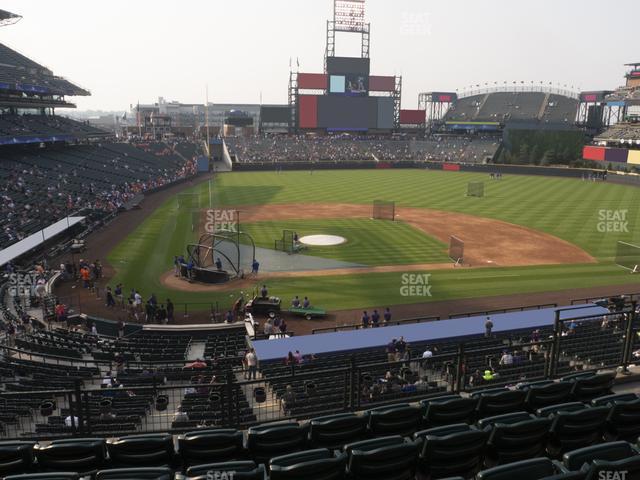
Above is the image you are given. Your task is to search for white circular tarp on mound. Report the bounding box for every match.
[299,234,346,246]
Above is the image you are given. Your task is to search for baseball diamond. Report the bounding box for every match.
[3,1,640,478]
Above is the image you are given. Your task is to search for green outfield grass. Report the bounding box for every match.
[240,218,449,266]
[106,170,640,312]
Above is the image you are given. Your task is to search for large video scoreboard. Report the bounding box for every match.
[297,56,395,131]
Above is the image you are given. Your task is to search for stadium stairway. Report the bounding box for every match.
[473,94,490,120]
[538,92,551,120]
[236,370,282,425]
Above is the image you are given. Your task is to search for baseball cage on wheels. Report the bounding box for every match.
[449,235,465,266]
[467,182,485,198]
[372,200,396,221]
[615,241,640,273]
[275,229,296,254]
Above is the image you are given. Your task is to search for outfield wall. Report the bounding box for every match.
[231,160,619,180]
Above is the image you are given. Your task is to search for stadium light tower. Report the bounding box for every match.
[0,9,22,27]
[325,0,370,71]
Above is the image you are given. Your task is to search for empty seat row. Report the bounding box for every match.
[4,438,640,480]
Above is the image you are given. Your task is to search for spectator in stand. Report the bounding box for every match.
[285,351,297,366]
[279,319,287,334]
[263,319,274,335]
[173,406,189,424]
[117,320,125,338]
[386,339,397,363]
[215,257,223,271]
[225,310,234,324]
[6,322,16,347]
[245,348,258,380]
[55,302,66,325]
[499,350,513,366]
[293,350,302,363]
[281,385,296,414]
[395,336,407,362]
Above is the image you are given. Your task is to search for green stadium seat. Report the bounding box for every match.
[0,441,35,476]
[365,403,422,437]
[177,429,245,466]
[95,467,174,479]
[420,395,477,427]
[4,473,80,480]
[520,381,574,412]
[343,436,418,480]
[33,438,106,474]
[413,423,487,478]
[478,412,551,466]
[246,421,309,465]
[476,458,561,480]
[562,372,616,402]
[474,389,527,419]
[308,413,367,449]
[106,434,175,468]
[269,448,347,479]
[546,406,611,457]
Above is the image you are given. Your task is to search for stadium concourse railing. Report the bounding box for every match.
[311,303,557,334]
[0,302,638,440]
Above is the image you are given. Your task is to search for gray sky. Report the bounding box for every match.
[2,0,638,111]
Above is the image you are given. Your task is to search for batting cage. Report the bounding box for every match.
[467,182,485,198]
[372,200,396,221]
[275,230,296,254]
[449,235,465,265]
[615,241,640,272]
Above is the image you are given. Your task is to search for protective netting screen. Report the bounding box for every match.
[275,230,296,254]
[467,182,485,197]
[449,235,464,263]
[372,200,395,221]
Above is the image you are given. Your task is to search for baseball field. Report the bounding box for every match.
[106,169,640,314]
